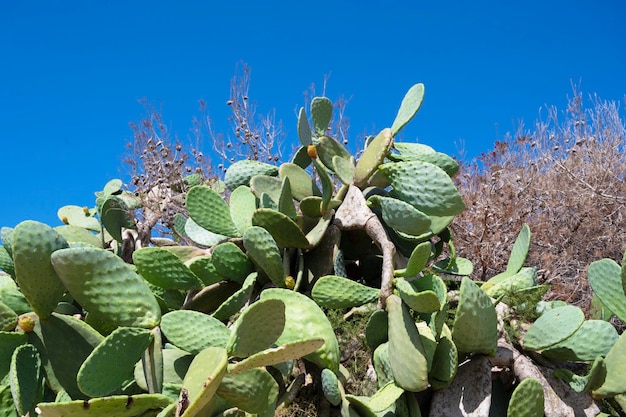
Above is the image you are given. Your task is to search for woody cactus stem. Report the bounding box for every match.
[334,185,395,308]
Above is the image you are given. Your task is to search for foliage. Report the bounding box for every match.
[453,87,626,317]
[0,83,624,417]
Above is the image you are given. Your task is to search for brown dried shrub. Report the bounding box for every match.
[453,88,626,313]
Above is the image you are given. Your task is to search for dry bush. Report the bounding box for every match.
[453,88,626,312]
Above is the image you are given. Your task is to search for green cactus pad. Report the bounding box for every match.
[135,347,193,392]
[217,367,278,417]
[173,213,188,238]
[57,205,101,231]
[278,163,321,200]
[0,301,16,331]
[185,256,222,286]
[0,384,18,417]
[54,225,103,248]
[394,278,440,313]
[212,273,257,321]
[0,277,30,315]
[305,210,334,249]
[211,242,253,285]
[77,327,153,397]
[395,242,432,278]
[250,175,283,204]
[0,228,13,259]
[429,335,458,391]
[379,160,465,217]
[252,209,310,248]
[133,247,203,290]
[0,332,27,383]
[243,226,284,287]
[160,310,230,354]
[12,220,69,319]
[51,246,161,328]
[332,155,356,185]
[344,395,378,417]
[313,158,334,214]
[593,332,626,398]
[9,344,43,416]
[523,305,585,351]
[389,143,459,176]
[0,246,14,277]
[386,294,429,392]
[541,319,618,361]
[180,347,228,417]
[9,344,42,417]
[299,196,341,218]
[99,195,135,243]
[230,338,325,375]
[36,394,173,417]
[483,267,537,299]
[26,312,103,399]
[182,281,240,314]
[227,298,286,357]
[310,97,333,136]
[505,224,531,275]
[184,218,228,247]
[354,128,394,187]
[554,356,606,393]
[369,381,405,412]
[451,277,497,355]
[390,83,425,137]
[316,135,351,172]
[224,160,278,191]
[588,258,626,322]
[321,368,343,406]
[373,342,393,388]
[365,310,388,350]
[297,107,312,146]
[277,177,298,219]
[186,185,240,237]
[261,288,340,372]
[368,196,432,237]
[507,378,544,417]
[311,275,380,309]
[229,186,256,235]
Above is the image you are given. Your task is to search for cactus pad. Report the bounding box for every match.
[394,278,440,313]
[0,300,16,331]
[310,97,333,135]
[390,83,425,136]
[451,277,497,355]
[57,205,101,231]
[541,319,618,361]
[278,163,321,200]
[180,346,228,417]
[321,368,343,406]
[588,258,626,322]
[13,220,69,319]
[243,226,284,287]
[311,275,380,309]
[523,305,585,351]
[133,247,203,290]
[386,294,429,392]
[224,160,278,191]
[354,128,394,187]
[507,378,544,417]
[211,242,253,285]
[227,298,286,357]
[261,289,340,372]
[217,368,279,417]
[229,185,256,234]
[37,394,173,417]
[380,160,465,217]
[369,195,432,237]
[51,246,161,328]
[9,343,42,417]
[365,310,388,350]
[593,331,626,398]
[252,209,309,248]
[160,310,230,354]
[186,185,240,237]
[212,272,257,321]
[297,107,312,146]
[77,327,153,397]
[230,338,325,375]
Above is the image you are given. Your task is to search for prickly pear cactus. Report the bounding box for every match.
[0,84,620,417]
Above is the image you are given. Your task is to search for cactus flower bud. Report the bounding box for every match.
[307,144,317,159]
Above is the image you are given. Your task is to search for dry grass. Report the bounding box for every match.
[453,88,626,313]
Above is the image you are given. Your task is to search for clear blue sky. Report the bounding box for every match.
[1,1,624,229]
